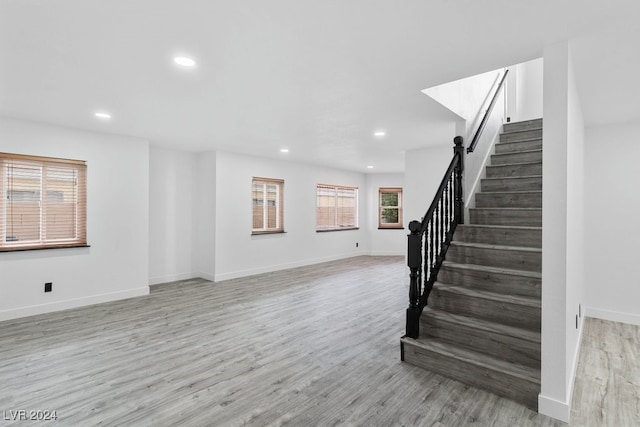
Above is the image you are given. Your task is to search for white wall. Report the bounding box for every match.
[584,122,640,325]
[539,41,586,422]
[213,151,370,281]
[0,117,149,321]
[507,58,544,122]
[192,151,216,281]
[149,147,196,284]
[366,173,405,256]
[404,144,453,227]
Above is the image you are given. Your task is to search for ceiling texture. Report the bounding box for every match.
[1,1,639,172]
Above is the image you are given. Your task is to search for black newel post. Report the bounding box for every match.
[406,220,422,339]
[453,136,464,225]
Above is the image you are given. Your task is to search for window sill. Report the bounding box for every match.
[316,227,360,233]
[251,231,286,236]
[0,244,91,253]
[378,226,404,230]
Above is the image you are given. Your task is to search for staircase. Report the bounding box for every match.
[401,118,543,409]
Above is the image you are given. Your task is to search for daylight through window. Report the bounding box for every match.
[379,187,403,229]
[316,184,358,231]
[0,153,87,251]
[252,177,284,234]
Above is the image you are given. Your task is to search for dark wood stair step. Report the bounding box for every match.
[447,241,541,272]
[420,308,541,368]
[481,175,542,192]
[439,261,541,298]
[495,138,542,154]
[470,208,542,226]
[429,283,541,331]
[499,128,542,143]
[475,190,542,209]
[502,119,543,133]
[456,224,541,248]
[486,162,542,178]
[401,336,539,409]
[491,149,542,165]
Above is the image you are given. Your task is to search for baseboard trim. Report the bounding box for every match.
[584,307,640,326]
[0,287,149,322]
[538,394,570,423]
[214,252,364,282]
[149,272,195,285]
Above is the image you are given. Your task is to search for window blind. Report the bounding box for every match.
[316,184,358,231]
[0,153,87,251]
[252,177,284,234]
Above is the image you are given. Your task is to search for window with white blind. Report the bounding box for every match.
[0,153,87,251]
[379,187,403,229]
[252,177,284,234]
[316,184,358,231]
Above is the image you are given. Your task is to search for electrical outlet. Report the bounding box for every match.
[356,242,359,248]
[576,314,578,329]
[44,282,52,292]
[579,304,582,318]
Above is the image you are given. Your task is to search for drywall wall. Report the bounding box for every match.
[584,121,640,325]
[507,58,544,122]
[538,41,586,422]
[366,173,405,256]
[149,147,196,284]
[192,151,216,281]
[213,151,369,281]
[0,117,149,321]
[404,144,453,227]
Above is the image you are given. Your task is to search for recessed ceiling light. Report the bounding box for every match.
[374,131,386,137]
[174,56,196,67]
[94,112,111,120]
[367,165,374,169]
[280,148,289,153]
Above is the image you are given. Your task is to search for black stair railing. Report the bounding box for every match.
[405,69,509,339]
[405,137,464,338]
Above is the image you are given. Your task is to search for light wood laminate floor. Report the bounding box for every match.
[0,256,626,426]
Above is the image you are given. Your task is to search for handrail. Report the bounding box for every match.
[405,137,464,339]
[467,69,509,154]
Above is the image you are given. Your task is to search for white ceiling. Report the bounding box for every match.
[1,1,639,172]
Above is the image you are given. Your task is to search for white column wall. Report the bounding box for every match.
[538,41,586,422]
[584,122,640,324]
[149,147,196,284]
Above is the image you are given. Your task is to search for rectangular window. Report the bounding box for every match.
[379,187,403,229]
[1,152,87,251]
[316,184,358,231]
[252,177,284,234]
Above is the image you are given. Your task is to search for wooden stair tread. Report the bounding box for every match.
[450,241,541,253]
[497,136,542,142]
[433,283,541,309]
[487,161,541,167]
[492,148,542,156]
[482,175,542,181]
[441,261,542,279]
[401,336,540,384]
[458,224,542,231]
[471,207,541,211]
[423,308,541,344]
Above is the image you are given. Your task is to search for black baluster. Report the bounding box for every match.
[454,136,464,225]
[406,220,422,338]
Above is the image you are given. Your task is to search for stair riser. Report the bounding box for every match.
[481,177,542,192]
[475,192,542,208]
[469,209,542,226]
[500,129,542,143]
[421,316,541,368]
[429,288,541,331]
[439,265,541,297]
[495,139,542,154]
[456,225,541,248]
[447,244,541,272]
[491,150,542,165]
[503,119,543,133]
[486,163,542,178]
[402,342,538,409]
